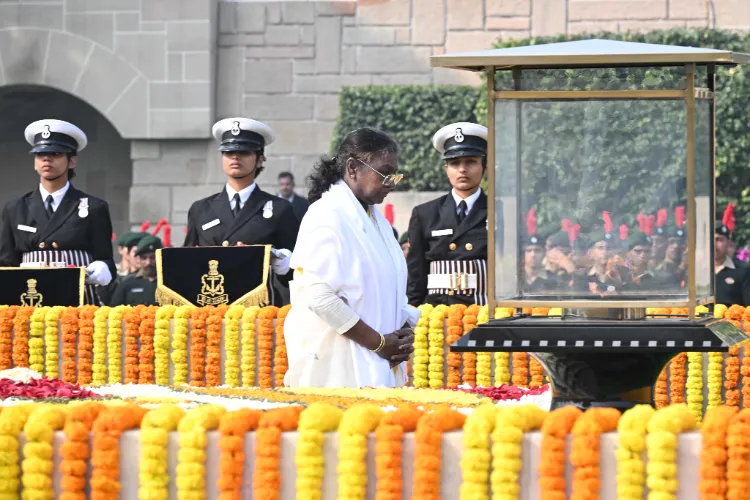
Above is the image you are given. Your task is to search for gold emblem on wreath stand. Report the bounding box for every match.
[20,279,43,306]
[196,260,229,306]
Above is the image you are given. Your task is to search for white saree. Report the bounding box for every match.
[283,181,420,388]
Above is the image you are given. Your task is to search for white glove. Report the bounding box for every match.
[85,261,113,286]
[270,248,292,275]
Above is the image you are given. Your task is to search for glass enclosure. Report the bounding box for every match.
[492,66,713,305]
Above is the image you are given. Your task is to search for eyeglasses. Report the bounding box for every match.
[357,158,403,187]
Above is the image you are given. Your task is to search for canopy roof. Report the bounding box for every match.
[430,39,750,71]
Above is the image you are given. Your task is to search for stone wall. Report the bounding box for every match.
[0,0,747,239]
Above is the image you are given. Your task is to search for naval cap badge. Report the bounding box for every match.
[454,127,465,143]
[41,125,51,139]
[231,121,241,136]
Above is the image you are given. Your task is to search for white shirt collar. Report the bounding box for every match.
[226,182,256,209]
[716,256,736,274]
[39,182,70,212]
[451,187,482,215]
[278,192,295,202]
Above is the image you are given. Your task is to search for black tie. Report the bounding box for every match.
[457,200,467,223]
[232,193,241,217]
[45,195,54,219]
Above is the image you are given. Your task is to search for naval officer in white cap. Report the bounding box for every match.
[406,122,490,306]
[0,119,115,304]
[183,117,299,305]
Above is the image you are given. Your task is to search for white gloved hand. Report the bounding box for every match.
[270,248,292,275]
[85,261,113,286]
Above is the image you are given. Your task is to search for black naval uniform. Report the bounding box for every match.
[0,185,115,305]
[407,191,488,306]
[183,187,299,305]
[715,258,750,307]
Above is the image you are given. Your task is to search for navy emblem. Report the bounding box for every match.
[231,121,241,136]
[41,125,51,139]
[454,128,464,143]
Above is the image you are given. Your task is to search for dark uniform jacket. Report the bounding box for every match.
[716,258,750,307]
[288,193,309,223]
[183,187,299,305]
[0,185,115,304]
[407,191,488,306]
[110,275,157,306]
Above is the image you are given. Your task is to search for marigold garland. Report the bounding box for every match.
[154,305,177,385]
[0,306,18,370]
[76,305,96,385]
[412,407,466,500]
[28,306,48,373]
[223,305,244,388]
[172,305,192,386]
[241,306,260,387]
[218,409,262,500]
[139,404,185,500]
[91,403,147,500]
[687,352,705,422]
[511,352,529,388]
[669,353,686,404]
[190,307,209,386]
[655,366,669,409]
[616,404,655,500]
[475,306,491,387]
[462,305,479,386]
[446,305,466,388]
[22,404,68,500]
[700,405,738,500]
[375,405,423,500]
[529,357,545,388]
[726,347,741,407]
[726,409,750,499]
[338,405,384,499]
[12,306,33,368]
[460,405,496,500]
[43,306,64,378]
[708,351,724,409]
[295,404,344,500]
[539,406,583,500]
[206,306,225,387]
[427,305,448,389]
[413,304,433,389]
[258,306,278,389]
[107,305,127,384]
[492,308,514,386]
[570,407,621,500]
[275,304,291,387]
[61,307,79,384]
[60,402,104,500]
[491,405,547,499]
[138,305,157,385]
[123,305,143,384]
[646,404,698,500]
[253,407,304,500]
[176,405,226,500]
[0,405,32,499]
[92,306,110,386]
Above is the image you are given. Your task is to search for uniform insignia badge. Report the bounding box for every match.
[726,277,735,285]
[17,225,36,233]
[41,125,51,139]
[202,219,220,231]
[78,198,89,218]
[263,200,273,219]
[454,128,465,143]
[231,121,241,136]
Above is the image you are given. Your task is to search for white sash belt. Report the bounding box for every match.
[427,273,478,291]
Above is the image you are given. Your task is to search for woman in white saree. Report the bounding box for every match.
[284,128,419,388]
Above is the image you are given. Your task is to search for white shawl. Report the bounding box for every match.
[283,180,420,388]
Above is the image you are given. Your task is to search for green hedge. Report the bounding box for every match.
[332,29,750,245]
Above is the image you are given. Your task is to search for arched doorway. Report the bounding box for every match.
[0,84,132,234]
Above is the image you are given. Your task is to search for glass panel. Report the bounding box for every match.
[694,99,713,300]
[494,98,689,302]
[495,66,690,91]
